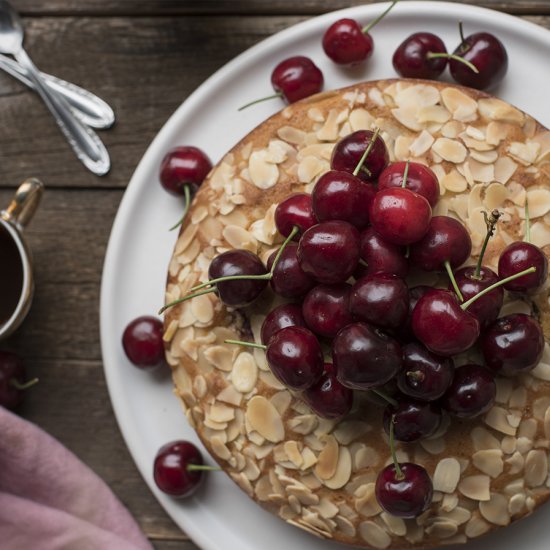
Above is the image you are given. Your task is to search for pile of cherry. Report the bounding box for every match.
[160,128,548,518]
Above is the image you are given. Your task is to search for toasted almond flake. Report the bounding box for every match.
[217,385,242,408]
[396,84,440,108]
[485,406,517,435]
[246,396,284,443]
[442,169,467,193]
[355,482,382,517]
[379,512,406,536]
[465,516,490,538]
[324,447,352,490]
[470,149,499,164]
[289,414,318,435]
[467,158,495,182]
[508,141,540,166]
[509,494,526,516]
[525,450,548,487]
[441,120,464,138]
[409,130,434,157]
[391,107,424,131]
[284,441,304,468]
[394,136,414,160]
[433,458,461,493]
[315,435,339,480]
[349,108,375,131]
[232,351,258,393]
[359,521,391,549]
[209,402,235,423]
[177,239,201,265]
[316,109,341,141]
[505,451,525,474]
[190,294,214,324]
[248,150,280,189]
[517,188,550,218]
[222,225,257,252]
[532,362,550,381]
[277,125,306,145]
[530,221,550,247]
[461,135,494,152]
[417,104,451,124]
[425,519,458,538]
[175,224,199,255]
[484,182,508,210]
[270,390,291,415]
[298,155,326,183]
[479,494,510,526]
[432,137,467,163]
[204,345,235,372]
[472,449,504,478]
[211,435,231,460]
[478,98,524,125]
[458,475,491,501]
[441,87,478,121]
[307,107,324,122]
[501,436,517,455]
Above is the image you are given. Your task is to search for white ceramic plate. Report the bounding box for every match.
[100,3,550,549]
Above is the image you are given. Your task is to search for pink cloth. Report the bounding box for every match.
[0,406,153,550]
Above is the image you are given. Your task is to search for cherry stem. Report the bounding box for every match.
[169,184,191,231]
[371,389,398,407]
[159,288,216,314]
[474,209,501,280]
[362,0,399,34]
[444,260,464,302]
[225,339,266,350]
[238,92,283,112]
[389,414,404,480]
[461,266,536,311]
[9,377,39,391]
[269,226,299,274]
[352,127,380,177]
[187,464,221,472]
[401,160,410,189]
[459,20,466,44]
[524,197,531,244]
[406,370,424,383]
[426,52,479,74]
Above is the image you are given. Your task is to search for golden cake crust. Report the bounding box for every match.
[163,79,550,549]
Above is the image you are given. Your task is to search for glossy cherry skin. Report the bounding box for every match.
[275,193,317,240]
[370,188,432,246]
[297,221,360,284]
[498,242,548,292]
[0,350,26,409]
[208,250,268,307]
[153,441,204,497]
[333,322,402,390]
[397,342,454,401]
[267,244,315,299]
[409,216,472,271]
[271,56,324,103]
[312,170,375,229]
[412,289,480,357]
[383,400,441,442]
[375,463,433,519]
[393,32,447,79]
[266,326,324,391]
[302,363,353,419]
[322,18,373,66]
[449,32,508,90]
[441,364,496,418]
[399,285,432,343]
[378,161,439,207]
[349,274,409,329]
[302,283,353,338]
[331,130,389,183]
[481,314,544,377]
[355,227,408,279]
[122,316,165,369]
[452,266,503,328]
[261,303,307,345]
[159,146,212,196]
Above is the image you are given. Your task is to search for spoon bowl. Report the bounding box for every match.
[0,1,23,55]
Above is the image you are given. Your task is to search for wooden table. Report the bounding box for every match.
[1,1,549,548]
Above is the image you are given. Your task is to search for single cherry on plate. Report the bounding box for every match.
[383,399,441,442]
[322,1,398,66]
[159,146,212,197]
[0,350,38,409]
[393,32,448,79]
[302,283,353,339]
[122,316,166,369]
[441,364,496,418]
[302,362,353,419]
[481,313,544,377]
[267,243,315,299]
[275,193,317,241]
[260,303,307,345]
[239,56,323,110]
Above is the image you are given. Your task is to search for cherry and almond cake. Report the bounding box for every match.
[162,79,550,549]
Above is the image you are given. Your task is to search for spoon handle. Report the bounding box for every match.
[14,48,110,176]
[0,54,115,129]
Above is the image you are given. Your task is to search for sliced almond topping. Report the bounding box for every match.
[417,105,451,124]
[432,137,467,163]
[355,482,382,517]
[441,493,459,512]
[248,150,279,189]
[508,141,541,166]
[458,475,491,501]
[307,107,325,122]
[211,435,231,460]
[484,406,518,436]
[270,390,292,415]
[217,384,242,407]
[277,125,306,145]
[484,182,508,210]
[470,149,498,164]
[396,84,440,108]
[478,98,524,125]
[508,494,526,516]
[472,449,504,478]
[525,450,548,487]
[349,108,375,131]
[394,135,414,160]
[323,447,352,490]
[479,494,510,526]
[433,458,461,493]
[441,169,467,193]
[467,158,495,183]
[175,224,199,255]
[531,221,550,247]
[441,87,478,122]
[297,155,326,183]
[246,396,284,443]
[425,519,458,539]
[409,130,434,157]
[505,451,524,474]
[222,225,258,252]
[232,351,257,393]
[288,414,318,435]
[391,107,424,131]
[465,516,490,538]
[380,512,406,536]
[359,520,391,549]
[204,345,235,372]
[461,135,494,152]
[531,361,550,381]
[190,294,214,324]
[441,120,465,138]
[519,188,550,218]
[316,109,342,141]
[315,435,339,480]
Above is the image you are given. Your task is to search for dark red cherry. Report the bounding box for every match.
[153,440,204,497]
[271,56,324,103]
[349,274,409,329]
[383,400,441,442]
[331,130,389,183]
[409,216,472,271]
[267,244,315,299]
[122,316,166,369]
[375,462,433,519]
[378,161,439,207]
[275,193,317,240]
[302,363,353,419]
[452,266,503,328]
[355,227,408,279]
[261,303,307,345]
[322,18,374,66]
[266,326,324,390]
[302,283,353,338]
[400,285,432,343]
[450,32,508,90]
[0,350,36,409]
[397,342,454,401]
[441,364,496,418]
[481,314,544,377]
[370,188,432,246]
[333,322,402,390]
[208,250,268,307]
[297,221,360,284]
[312,170,375,229]
[393,32,447,79]
[412,289,479,357]
[159,146,212,196]
[498,241,548,292]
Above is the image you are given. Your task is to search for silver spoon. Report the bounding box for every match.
[0,54,115,129]
[0,0,110,175]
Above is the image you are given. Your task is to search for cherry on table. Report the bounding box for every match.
[122,316,166,369]
[392,32,447,79]
[260,303,307,345]
[275,193,317,240]
[383,399,441,442]
[302,283,353,339]
[267,243,315,299]
[498,241,548,292]
[481,313,544,377]
[159,146,212,197]
[0,350,38,409]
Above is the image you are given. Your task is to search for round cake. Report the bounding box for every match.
[162,78,550,549]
